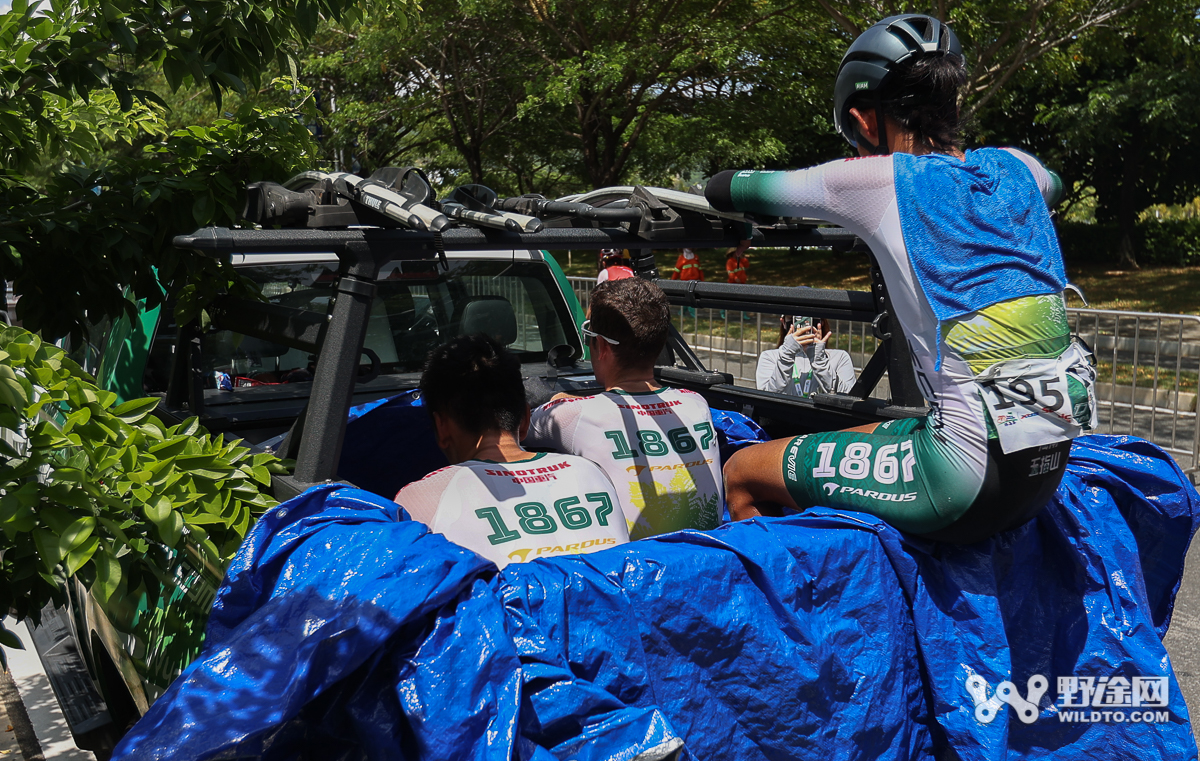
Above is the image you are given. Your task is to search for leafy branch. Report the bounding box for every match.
[0,327,286,668]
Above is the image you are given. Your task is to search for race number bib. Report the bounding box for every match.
[977,340,1096,454]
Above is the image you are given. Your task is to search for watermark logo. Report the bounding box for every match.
[966,673,1172,725]
[1056,676,1170,724]
[967,674,1047,724]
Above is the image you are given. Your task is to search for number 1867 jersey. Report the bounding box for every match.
[395,452,629,568]
[525,388,724,540]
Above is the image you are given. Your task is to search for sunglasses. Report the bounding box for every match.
[580,319,620,345]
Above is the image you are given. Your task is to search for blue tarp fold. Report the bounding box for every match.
[113,435,1200,760]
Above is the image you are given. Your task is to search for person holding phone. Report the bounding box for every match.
[756,315,857,397]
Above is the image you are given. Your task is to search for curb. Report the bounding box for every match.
[0,666,43,761]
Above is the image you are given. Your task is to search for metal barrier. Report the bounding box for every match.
[1068,309,1200,479]
[567,277,1200,480]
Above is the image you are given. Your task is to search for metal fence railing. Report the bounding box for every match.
[567,277,1200,480]
[1068,309,1200,478]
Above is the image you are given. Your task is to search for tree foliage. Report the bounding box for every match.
[303,0,1157,198]
[0,326,282,662]
[0,0,409,341]
[3,89,322,342]
[977,0,1200,267]
[304,0,841,194]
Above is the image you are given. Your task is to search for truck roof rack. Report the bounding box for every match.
[173,180,922,499]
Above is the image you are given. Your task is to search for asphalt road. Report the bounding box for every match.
[1164,541,1200,743]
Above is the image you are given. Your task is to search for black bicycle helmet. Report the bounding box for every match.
[832,14,962,153]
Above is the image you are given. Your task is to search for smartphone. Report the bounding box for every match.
[796,316,812,329]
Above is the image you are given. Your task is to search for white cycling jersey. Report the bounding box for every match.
[525,388,723,539]
[710,149,1095,486]
[395,452,629,568]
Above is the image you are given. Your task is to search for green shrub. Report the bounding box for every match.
[0,326,283,654]
[1056,219,1200,267]
[1139,219,1200,267]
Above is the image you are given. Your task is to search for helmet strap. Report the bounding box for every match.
[853,91,891,156]
[871,91,891,156]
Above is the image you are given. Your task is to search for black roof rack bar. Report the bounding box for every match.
[172,225,859,259]
[656,281,876,323]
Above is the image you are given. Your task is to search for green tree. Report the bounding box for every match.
[0,326,283,659]
[0,0,408,341]
[302,0,1154,197]
[303,0,836,194]
[977,0,1200,268]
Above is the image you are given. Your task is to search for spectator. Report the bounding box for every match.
[756,316,857,396]
[395,334,628,567]
[670,248,704,281]
[597,249,634,283]
[725,246,749,284]
[525,278,723,539]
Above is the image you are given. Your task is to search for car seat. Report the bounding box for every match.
[454,295,518,345]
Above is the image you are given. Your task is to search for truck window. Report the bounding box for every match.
[141,256,581,394]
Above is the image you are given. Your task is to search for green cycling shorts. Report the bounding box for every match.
[781,415,1070,540]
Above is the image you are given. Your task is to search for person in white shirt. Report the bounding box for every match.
[756,315,857,396]
[395,334,628,568]
[525,278,723,539]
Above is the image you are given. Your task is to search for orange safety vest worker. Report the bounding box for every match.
[671,249,704,281]
[726,253,749,284]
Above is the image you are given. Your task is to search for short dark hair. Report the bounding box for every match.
[589,278,670,367]
[419,334,526,434]
[851,53,969,152]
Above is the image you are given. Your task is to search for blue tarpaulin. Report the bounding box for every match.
[338,390,450,499]
[113,435,1200,760]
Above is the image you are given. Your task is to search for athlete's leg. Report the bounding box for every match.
[843,421,882,434]
[778,418,986,534]
[725,418,921,522]
[723,438,802,520]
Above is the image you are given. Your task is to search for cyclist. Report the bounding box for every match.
[707,14,1096,544]
[396,334,628,567]
[597,249,635,283]
[525,278,723,539]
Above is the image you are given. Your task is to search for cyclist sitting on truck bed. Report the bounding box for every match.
[707,14,1096,544]
[395,334,629,567]
[524,278,724,539]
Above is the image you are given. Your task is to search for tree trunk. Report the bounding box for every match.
[1116,129,1143,270]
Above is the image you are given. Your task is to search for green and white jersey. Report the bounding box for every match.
[394,452,629,568]
[708,151,1095,472]
[525,388,724,540]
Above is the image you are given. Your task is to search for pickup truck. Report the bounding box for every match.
[32,183,927,756]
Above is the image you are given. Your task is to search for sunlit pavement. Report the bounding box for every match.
[1164,545,1200,743]
[2,619,92,760]
[0,670,30,758]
